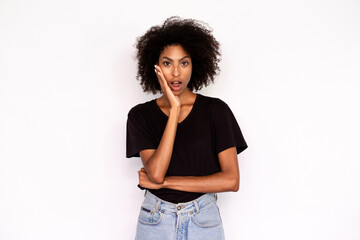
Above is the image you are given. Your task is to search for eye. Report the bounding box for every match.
[162,61,171,66]
[181,62,189,66]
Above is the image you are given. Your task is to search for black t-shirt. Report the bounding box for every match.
[126,93,247,203]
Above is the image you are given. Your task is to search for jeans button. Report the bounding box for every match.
[177,206,181,210]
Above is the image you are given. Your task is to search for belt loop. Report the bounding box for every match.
[193,200,200,214]
[155,199,161,212]
[215,193,218,201]
[144,189,147,196]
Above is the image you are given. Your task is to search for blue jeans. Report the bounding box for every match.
[135,190,225,240]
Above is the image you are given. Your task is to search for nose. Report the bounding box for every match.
[172,65,180,77]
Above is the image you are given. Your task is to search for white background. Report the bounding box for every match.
[1,0,360,239]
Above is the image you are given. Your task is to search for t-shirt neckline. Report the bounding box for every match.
[153,93,200,125]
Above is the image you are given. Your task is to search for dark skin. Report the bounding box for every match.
[137,44,240,193]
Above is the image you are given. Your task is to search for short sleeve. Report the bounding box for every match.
[214,102,248,155]
[126,107,157,158]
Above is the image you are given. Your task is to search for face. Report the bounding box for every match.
[157,44,192,95]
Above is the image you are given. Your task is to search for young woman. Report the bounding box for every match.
[126,16,247,240]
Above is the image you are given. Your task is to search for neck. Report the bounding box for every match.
[159,89,196,106]
[178,89,195,103]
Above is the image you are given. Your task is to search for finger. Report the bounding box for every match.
[154,64,162,74]
[154,65,168,87]
[154,68,165,91]
[154,65,163,79]
[154,65,163,76]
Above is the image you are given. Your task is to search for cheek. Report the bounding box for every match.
[161,68,172,78]
[185,69,192,80]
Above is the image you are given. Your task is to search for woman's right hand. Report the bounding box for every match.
[154,65,181,109]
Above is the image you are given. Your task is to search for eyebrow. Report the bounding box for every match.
[160,56,190,62]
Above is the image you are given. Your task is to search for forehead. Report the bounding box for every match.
[159,45,191,59]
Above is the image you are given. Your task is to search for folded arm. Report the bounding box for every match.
[138,147,240,192]
[140,65,182,184]
[140,107,179,184]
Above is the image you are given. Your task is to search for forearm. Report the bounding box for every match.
[145,108,180,183]
[163,172,239,193]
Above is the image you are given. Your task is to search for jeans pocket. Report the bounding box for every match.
[191,201,222,228]
[138,205,164,226]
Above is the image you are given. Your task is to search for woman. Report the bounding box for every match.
[126,16,247,240]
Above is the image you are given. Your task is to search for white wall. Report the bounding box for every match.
[1,0,360,239]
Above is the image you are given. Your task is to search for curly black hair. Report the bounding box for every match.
[135,16,221,94]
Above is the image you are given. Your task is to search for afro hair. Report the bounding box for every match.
[135,16,221,94]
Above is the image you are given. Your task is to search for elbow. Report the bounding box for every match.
[229,177,239,192]
[144,165,165,184]
[149,173,165,184]
[232,181,239,192]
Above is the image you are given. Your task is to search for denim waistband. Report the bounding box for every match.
[143,190,217,214]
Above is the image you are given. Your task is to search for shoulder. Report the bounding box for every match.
[127,99,156,117]
[197,94,229,111]
[197,94,234,122]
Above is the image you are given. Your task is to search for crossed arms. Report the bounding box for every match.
[137,100,240,193]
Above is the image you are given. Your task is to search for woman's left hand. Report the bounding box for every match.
[138,168,163,190]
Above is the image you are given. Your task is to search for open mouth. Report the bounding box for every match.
[171,81,182,86]
[170,81,182,91]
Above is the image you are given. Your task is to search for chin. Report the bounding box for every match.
[172,90,184,96]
